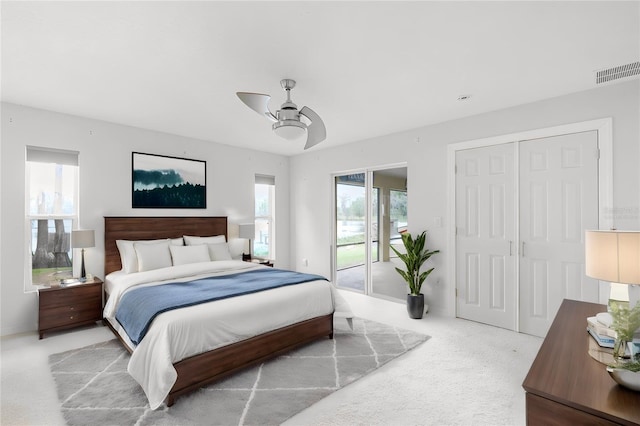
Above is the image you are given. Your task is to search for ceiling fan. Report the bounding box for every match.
[236,79,326,150]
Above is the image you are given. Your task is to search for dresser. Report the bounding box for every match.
[522,299,640,425]
[38,278,103,339]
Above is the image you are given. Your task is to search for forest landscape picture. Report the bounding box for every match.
[132,152,206,208]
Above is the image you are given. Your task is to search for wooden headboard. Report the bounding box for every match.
[104,216,228,276]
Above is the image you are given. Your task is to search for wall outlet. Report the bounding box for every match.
[302,258,308,266]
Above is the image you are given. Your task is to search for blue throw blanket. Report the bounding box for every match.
[115,268,328,345]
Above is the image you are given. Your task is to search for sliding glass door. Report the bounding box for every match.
[370,168,408,300]
[334,166,408,300]
[334,173,367,292]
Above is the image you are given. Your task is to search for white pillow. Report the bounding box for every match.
[116,240,138,273]
[207,242,233,261]
[184,235,226,246]
[170,237,184,246]
[170,244,211,266]
[116,238,183,273]
[134,240,172,272]
[227,238,245,260]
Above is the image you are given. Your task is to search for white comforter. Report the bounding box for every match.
[104,260,352,409]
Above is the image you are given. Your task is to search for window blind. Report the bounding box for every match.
[26,146,79,166]
[255,174,275,186]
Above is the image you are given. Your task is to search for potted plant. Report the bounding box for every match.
[390,231,439,319]
[606,300,640,391]
[609,300,640,363]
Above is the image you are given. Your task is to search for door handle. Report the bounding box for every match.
[521,241,525,257]
[509,241,513,256]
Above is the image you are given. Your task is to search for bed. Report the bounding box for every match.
[103,216,351,408]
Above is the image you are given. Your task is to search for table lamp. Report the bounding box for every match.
[585,230,640,310]
[586,230,640,356]
[239,223,255,260]
[586,230,640,388]
[72,229,95,279]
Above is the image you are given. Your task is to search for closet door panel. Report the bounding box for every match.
[456,143,517,330]
[519,131,599,337]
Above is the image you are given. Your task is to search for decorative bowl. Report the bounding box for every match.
[606,366,640,392]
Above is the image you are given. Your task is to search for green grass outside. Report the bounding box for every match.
[32,267,72,285]
[337,243,378,269]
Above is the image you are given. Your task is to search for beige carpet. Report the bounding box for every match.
[49,318,429,426]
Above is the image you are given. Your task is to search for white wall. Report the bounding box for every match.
[289,80,640,316]
[0,102,290,336]
[2,80,638,335]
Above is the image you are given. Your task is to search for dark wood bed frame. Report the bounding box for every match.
[103,216,334,407]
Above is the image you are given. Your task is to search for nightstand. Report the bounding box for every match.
[244,258,274,267]
[38,278,103,339]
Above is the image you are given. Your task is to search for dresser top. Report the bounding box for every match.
[523,299,640,425]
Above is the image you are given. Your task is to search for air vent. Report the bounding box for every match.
[595,61,640,84]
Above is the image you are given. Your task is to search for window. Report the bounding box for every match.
[25,147,79,291]
[254,174,275,260]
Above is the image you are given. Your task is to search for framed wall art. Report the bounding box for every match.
[132,152,206,209]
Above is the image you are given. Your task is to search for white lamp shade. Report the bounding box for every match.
[273,123,306,140]
[585,230,640,285]
[239,223,255,240]
[72,229,95,249]
[275,126,304,140]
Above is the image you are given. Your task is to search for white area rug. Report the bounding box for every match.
[48,318,429,425]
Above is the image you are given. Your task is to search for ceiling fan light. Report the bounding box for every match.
[272,120,306,140]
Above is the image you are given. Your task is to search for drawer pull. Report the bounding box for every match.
[70,307,75,311]
[69,316,74,320]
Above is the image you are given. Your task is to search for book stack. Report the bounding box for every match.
[587,315,616,348]
[587,315,640,358]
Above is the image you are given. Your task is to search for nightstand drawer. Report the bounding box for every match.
[39,283,102,308]
[39,301,102,329]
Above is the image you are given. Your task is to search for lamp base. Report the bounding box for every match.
[602,283,640,325]
[632,285,640,340]
[80,248,86,279]
[630,284,640,310]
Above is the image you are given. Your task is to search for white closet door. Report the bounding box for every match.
[456,143,517,330]
[519,131,600,336]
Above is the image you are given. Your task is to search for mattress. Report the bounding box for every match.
[103,260,352,408]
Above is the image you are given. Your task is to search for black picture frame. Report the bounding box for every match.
[132,152,206,209]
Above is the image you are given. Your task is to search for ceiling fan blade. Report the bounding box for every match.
[236,92,277,122]
[300,106,326,149]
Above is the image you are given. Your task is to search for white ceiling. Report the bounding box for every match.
[2,1,639,156]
